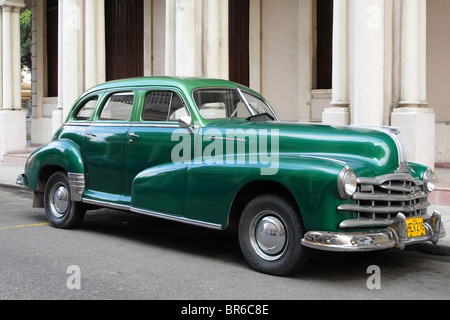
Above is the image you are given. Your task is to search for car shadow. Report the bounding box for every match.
[72,207,439,281]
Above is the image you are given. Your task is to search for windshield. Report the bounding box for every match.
[193,88,278,121]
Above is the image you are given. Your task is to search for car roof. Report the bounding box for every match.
[83,77,252,95]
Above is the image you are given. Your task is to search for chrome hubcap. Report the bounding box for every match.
[250,211,288,261]
[51,185,69,217]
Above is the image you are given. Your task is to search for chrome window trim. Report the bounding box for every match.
[191,87,279,122]
[140,89,192,123]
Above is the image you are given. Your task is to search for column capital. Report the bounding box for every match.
[0,0,25,9]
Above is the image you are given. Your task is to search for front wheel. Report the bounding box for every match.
[238,195,311,276]
[44,171,86,229]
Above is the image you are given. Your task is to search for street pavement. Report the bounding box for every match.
[1,185,450,301]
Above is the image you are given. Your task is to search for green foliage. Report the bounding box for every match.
[20,9,32,69]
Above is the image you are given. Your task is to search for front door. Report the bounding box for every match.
[229,0,250,87]
[124,90,193,215]
[105,0,144,81]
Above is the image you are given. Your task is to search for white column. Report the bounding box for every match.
[205,0,220,78]
[96,0,105,83]
[0,0,26,160]
[0,6,3,110]
[351,0,385,126]
[11,6,21,110]
[399,0,420,107]
[85,0,106,88]
[85,0,96,89]
[218,0,228,80]
[2,5,12,110]
[418,0,427,104]
[165,0,176,76]
[204,0,228,79]
[53,0,65,132]
[175,0,197,77]
[249,0,260,91]
[143,0,152,76]
[392,0,435,168]
[62,0,80,120]
[323,0,350,125]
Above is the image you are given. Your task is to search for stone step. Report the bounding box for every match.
[2,153,30,165]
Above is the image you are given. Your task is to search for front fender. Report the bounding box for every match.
[24,139,85,192]
[184,155,353,231]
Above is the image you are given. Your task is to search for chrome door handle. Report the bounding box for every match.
[129,133,140,139]
[129,132,140,142]
[86,131,96,137]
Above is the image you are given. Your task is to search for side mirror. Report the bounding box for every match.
[178,116,194,134]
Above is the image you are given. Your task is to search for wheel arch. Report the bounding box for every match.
[32,165,68,208]
[227,180,301,231]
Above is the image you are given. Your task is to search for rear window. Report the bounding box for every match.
[73,97,99,121]
[99,93,134,121]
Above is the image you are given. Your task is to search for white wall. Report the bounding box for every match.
[261,0,303,122]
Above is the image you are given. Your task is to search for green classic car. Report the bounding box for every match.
[18,77,445,276]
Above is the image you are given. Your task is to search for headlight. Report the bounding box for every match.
[423,168,436,193]
[338,165,358,199]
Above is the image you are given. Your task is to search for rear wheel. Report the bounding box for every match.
[238,195,311,276]
[44,171,86,229]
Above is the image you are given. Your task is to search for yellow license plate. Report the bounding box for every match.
[406,217,426,238]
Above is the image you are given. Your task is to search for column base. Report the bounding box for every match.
[391,107,435,169]
[322,107,350,126]
[0,110,27,162]
[52,109,64,134]
[31,117,54,145]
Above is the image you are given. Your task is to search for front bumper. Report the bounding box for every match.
[301,211,446,252]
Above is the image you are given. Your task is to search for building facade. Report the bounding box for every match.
[1,0,449,168]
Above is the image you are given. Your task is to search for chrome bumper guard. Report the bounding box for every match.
[301,211,446,252]
[16,174,25,186]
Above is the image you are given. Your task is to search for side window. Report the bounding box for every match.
[142,91,188,122]
[73,97,98,121]
[99,92,134,121]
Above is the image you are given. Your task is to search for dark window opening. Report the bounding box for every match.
[316,0,333,89]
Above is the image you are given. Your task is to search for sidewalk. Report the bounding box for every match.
[1,160,449,255]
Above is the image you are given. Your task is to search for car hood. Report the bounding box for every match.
[204,121,404,177]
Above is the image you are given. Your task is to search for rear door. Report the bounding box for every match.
[82,91,134,203]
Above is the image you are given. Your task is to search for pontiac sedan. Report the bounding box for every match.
[18,77,446,276]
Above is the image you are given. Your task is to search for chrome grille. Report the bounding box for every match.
[338,172,430,229]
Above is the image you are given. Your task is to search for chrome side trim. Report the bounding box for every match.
[81,197,223,231]
[68,173,85,202]
[131,207,223,231]
[82,198,130,211]
[206,136,247,143]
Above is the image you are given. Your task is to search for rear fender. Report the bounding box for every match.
[24,139,85,202]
